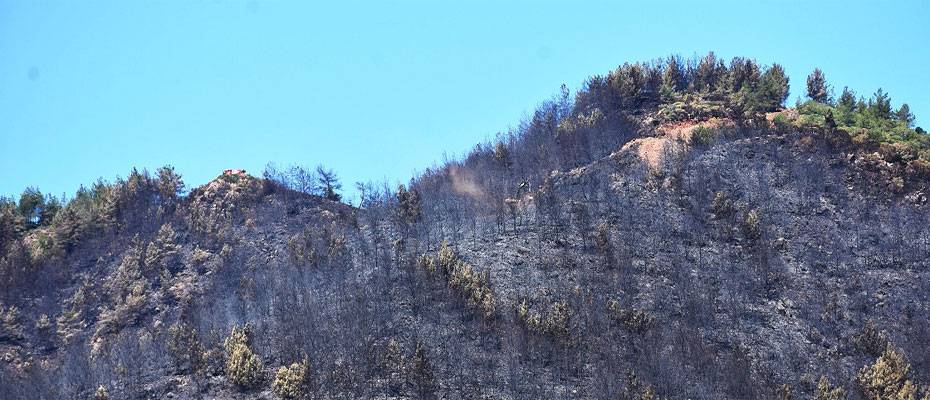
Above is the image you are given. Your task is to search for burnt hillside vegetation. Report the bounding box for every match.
[2,53,929,399]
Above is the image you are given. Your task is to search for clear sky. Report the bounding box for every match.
[1,0,928,204]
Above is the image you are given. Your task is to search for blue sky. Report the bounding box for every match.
[1,0,928,204]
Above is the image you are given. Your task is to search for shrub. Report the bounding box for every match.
[623,369,662,400]
[326,226,348,259]
[776,384,793,400]
[272,358,309,399]
[0,304,23,341]
[35,313,52,335]
[857,346,918,400]
[853,321,889,357]
[287,230,317,267]
[425,241,495,318]
[607,299,656,334]
[517,298,541,329]
[690,125,718,146]
[26,230,58,263]
[773,114,794,134]
[94,385,109,400]
[377,338,406,394]
[191,248,213,266]
[95,281,149,338]
[220,243,233,260]
[543,301,573,338]
[711,191,733,218]
[742,208,762,240]
[409,341,436,397]
[814,376,846,400]
[797,101,834,129]
[56,309,83,344]
[447,259,495,318]
[416,253,435,273]
[557,108,604,136]
[224,325,264,389]
[517,299,574,339]
[436,241,456,272]
[144,223,181,277]
[167,323,205,373]
[593,222,610,254]
[879,142,918,163]
[287,225,348,268]
[655,93,728,123]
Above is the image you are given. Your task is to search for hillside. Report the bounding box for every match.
[1,54,929,399]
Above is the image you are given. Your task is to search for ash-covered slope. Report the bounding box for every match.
[2,54,930,399]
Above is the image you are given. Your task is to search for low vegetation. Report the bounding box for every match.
[606,299,656,334]
[272,357,310,399]
[813,376,846,400]
[780,70,925,162]
[224,325,264,389]
[417,241,495,319]
[857,346,926,400]
[517,298,574,340]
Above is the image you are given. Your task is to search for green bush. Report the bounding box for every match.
[813,376,846,400]
[742,209,762,240]
[447,259,495,318]
[557,108,605,138]
[853,321,889,357]
[607,299,656,334]
[797,100,834,129]
[655,93,729,123]
[167,323,206,374]
[543,300,573,338]
[144,223,180,275]
[272,358,309,399]
[773,114,794,134]
[224,325,264,389]
[0,304,23,341]
[95,281,148,338]
[287,225,348,268]
[690,125,718,146]
[857,346,919,400]
[518,299,575,339]
[436,241,456,272]
[424,241,495,318]
[795,94,930,162]
[55,309,82,344]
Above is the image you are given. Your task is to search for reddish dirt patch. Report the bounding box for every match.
[765,108,798,122]
[656,117,732,143]
[621,137,683,170]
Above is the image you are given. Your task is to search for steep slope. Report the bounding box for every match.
[455,122,930,398]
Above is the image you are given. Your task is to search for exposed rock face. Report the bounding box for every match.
[2,121,930,399]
